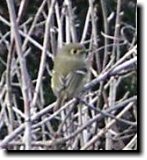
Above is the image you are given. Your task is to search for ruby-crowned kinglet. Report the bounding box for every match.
[51,43,88,111]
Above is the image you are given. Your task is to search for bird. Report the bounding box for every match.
[51,43,88,111]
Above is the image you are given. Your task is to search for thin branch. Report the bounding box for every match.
[6,0,32,150]
[31,0,56,108]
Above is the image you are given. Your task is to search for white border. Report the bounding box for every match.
[139,0,147,159]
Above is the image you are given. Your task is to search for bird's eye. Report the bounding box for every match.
[71,49,77,55]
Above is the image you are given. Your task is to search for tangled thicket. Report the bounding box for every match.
[0,0,137,150]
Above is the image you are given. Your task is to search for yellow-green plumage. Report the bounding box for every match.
[51,43,88,111]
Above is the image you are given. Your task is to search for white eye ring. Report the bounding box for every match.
[71,49,77,55]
